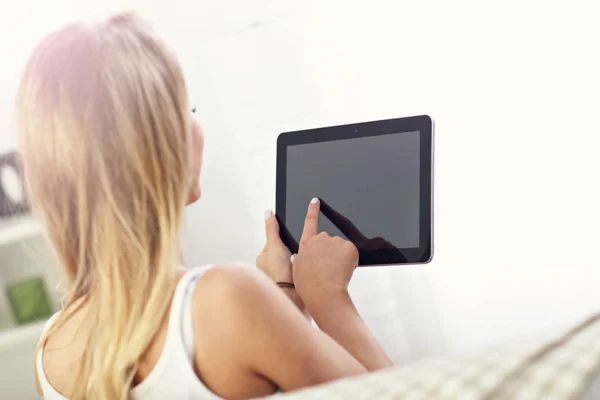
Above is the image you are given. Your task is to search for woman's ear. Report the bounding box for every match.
[186,113,204,206]
[186,181,201,206]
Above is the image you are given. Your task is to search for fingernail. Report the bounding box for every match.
[290,254,295,263]
[310,197,318,204]
[265,210,272,220]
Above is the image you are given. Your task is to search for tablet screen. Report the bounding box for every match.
[285,130,421,250]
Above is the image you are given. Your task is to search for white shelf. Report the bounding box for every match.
[0,215,42,248]
[0,320,46,352]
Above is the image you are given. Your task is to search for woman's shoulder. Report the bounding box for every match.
[188,263,297,354]
[198,263,267,283]
[187,264,283,397]
[192,264,273,309]
[189,263,288,339]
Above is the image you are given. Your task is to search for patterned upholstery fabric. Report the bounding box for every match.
[266,314,600,400]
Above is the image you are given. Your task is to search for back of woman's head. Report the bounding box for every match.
[16,13,191,399]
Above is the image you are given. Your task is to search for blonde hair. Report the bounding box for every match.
[16,13,191,400]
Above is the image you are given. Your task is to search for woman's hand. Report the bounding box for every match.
[256,210,293,283]
[257,211,308,315]
[290,198,392,370]
[292,198,359,309]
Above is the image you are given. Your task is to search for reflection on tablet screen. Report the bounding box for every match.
[284,131,421,264]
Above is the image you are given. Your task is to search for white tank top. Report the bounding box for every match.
[36,266,222,400]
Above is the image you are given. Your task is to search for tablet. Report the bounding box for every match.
[276,115,434,266]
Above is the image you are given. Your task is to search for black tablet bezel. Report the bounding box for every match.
[276,115,433,266]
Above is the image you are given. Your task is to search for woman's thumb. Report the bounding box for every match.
[264,210,280,242]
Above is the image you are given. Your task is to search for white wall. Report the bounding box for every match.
[180,0,600,358]
[1,0,599,373]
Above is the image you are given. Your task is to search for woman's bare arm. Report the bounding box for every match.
[308,290,393,371]
[190,265,368,399]
[292,199,393,372]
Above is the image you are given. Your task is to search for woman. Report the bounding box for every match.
[18,13,392,400]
